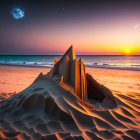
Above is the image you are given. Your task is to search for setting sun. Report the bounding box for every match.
[126,49,130,54]
[123,48,132,55]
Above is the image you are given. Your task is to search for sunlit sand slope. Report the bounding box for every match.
[0,76,140,140]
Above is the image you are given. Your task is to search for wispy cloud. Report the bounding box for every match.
[133,24,139,29]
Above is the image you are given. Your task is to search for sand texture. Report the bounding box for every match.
[0,46,140,140]
[0,75,140,140]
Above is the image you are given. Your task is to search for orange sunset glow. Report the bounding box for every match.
[1,0,140,55]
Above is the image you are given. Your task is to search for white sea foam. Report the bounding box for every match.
[0,55,140,70]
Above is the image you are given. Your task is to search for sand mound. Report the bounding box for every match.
[0,73,140,140]
[0,46,140,140]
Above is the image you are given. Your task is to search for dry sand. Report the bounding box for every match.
[0,65,50,95]
[0,65,140,140]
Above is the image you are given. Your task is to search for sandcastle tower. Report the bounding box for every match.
[52,45,87,101]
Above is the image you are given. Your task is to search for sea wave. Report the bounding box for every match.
[85,62,140,70]
[0,61,140,71]
[0,61,54,67]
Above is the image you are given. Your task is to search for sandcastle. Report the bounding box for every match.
[46,45,117,105]
[52,45,87,101]
[0,49,140,140]
[44,45,117,107]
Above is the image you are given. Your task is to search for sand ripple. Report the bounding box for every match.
[0,80,140,140]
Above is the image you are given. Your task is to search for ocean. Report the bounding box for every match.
[0,55,140,70]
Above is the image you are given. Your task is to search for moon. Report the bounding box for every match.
[11,8,24,19]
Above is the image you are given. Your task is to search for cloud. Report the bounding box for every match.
[133,24,139,29]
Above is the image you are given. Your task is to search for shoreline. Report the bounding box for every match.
[0,63,140,72]
[86,65,140,71]
[0,63,52,68]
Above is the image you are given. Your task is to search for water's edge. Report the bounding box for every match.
[0,55,140,71]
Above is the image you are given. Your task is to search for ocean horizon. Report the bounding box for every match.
[0,55,140,71]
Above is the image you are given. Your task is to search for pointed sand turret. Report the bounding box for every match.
[54,57,58,65]
[62,45,76,61]
[52,45,87,101]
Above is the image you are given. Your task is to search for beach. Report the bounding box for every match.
[0,65,140,99]
[0,57,140,139]
[0,65,50,95]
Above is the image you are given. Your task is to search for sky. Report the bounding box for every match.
[0,0,140,55]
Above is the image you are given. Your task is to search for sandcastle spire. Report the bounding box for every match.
[63,45,76,61]
[52,45,87,101]
[70,45,76,60]
[54,57,58,65]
